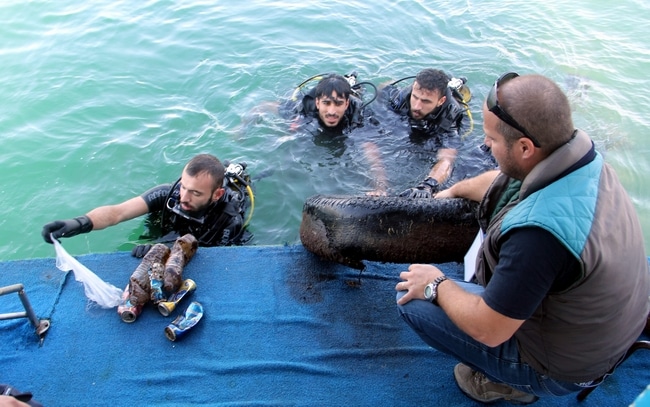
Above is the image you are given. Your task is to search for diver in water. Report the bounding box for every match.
[241,71,378,142]
[240,72,378,158]
[41,153,253,257]
[379,68,471,198]
[289,73,367,135]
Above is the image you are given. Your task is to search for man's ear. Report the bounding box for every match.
[438,95,447,107]
[212,187,225,202]
[519,137,536,159]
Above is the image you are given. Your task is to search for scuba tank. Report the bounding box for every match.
[447,76,474,138]
[448,76,471,105]
[343,71,362,99]
[224,161,254,228]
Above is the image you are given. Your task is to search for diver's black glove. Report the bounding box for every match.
[41,216,93,244]
[398,177,440,199]
[131,244,152,258]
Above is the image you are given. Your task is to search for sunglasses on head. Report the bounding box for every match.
[487,72,541,147]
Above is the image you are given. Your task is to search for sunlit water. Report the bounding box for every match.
[2,0,649,261]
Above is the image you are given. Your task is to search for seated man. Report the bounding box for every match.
[42,154,252,256]
[381,68,469,198]
[396,72,649,403]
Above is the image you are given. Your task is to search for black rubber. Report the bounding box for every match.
[300,194,479,269]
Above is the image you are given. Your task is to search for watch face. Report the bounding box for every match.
[424,283,433,300]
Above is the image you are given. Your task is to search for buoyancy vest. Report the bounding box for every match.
[476,130,650,382]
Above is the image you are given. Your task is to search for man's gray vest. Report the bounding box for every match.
[475,130,649,382]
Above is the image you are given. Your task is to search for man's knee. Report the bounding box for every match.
[396,293,451,334]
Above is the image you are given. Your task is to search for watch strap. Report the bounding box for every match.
[431,275,448,305]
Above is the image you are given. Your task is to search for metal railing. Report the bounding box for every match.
[0,284,50,343]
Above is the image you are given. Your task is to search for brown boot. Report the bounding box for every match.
[454,363,539,405]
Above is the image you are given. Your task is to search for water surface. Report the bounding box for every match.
[2,0,649,260]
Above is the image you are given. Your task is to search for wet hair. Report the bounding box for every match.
[184,154,225,191]
[497,74,574,153]
[313,74,352,100]
[414,69,450,97]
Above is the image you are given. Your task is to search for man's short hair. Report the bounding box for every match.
[185,154,225,191]
[498,74,574,152]
[313,74,352,100]
[415,69,450,96]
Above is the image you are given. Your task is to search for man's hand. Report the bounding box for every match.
[41,216,93,243]
[366,189,387,197]
[0,395,32,407]
[398,177,439,199]
[432,187,453,198]
[395,264,444,305]
[131,244,152,258]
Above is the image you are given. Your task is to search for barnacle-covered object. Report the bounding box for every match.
[129,243,170,307]
[163,234,198,294]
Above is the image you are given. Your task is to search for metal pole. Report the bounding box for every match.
[0,283,50,340]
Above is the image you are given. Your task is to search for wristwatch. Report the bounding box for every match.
[424,275,448,305]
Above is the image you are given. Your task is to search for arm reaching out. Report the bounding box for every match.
[363,142,388,196]
[435,170,499,202]
[399,148,458,199]
[42,196,149,243]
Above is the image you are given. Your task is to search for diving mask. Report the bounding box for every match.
[166,196,206,225]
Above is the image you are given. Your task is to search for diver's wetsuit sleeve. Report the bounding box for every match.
[278,88,316,125]
[140,184,173,212]
[435,92,466,150]
[382,85,410,115]
[301,87,318,117]
[437,119,462,150]
[347,96,366,128]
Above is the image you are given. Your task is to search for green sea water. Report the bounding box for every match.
[2,0,649,261]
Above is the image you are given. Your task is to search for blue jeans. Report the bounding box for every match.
[396,281,593,397]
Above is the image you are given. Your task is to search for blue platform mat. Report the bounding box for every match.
[1,245,648,406]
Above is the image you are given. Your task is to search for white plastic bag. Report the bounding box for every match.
[52,237,123,308]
